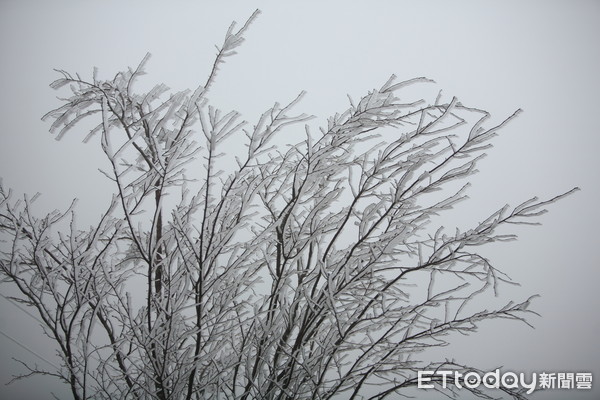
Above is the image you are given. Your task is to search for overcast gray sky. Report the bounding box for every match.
[0,1,598,399]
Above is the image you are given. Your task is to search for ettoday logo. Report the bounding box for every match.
[418,369,593,393]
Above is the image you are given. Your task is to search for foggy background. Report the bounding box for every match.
[0,1,598,398]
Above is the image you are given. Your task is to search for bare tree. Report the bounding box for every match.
[0,10,577,400]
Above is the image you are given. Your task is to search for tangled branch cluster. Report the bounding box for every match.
[0,11,576,400]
